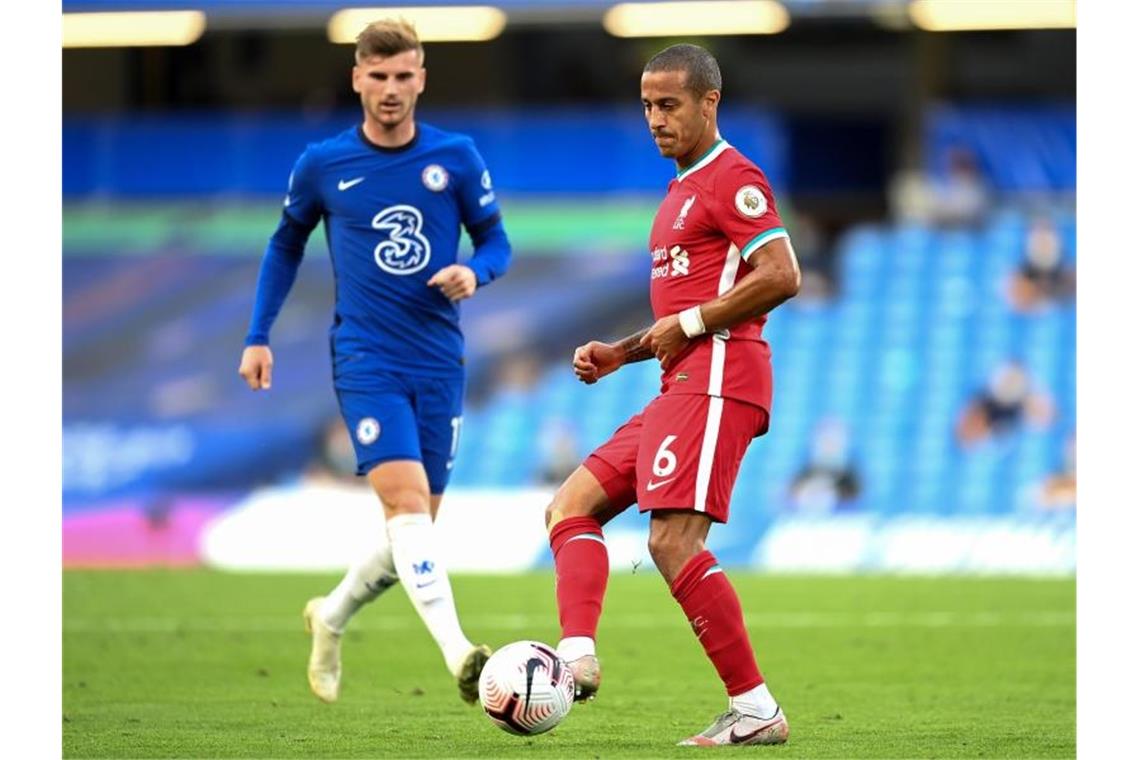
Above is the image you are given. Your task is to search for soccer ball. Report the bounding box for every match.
[478,640,575,736]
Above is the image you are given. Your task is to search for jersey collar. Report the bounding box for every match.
[357,123,420,153]
[676,137,731,183]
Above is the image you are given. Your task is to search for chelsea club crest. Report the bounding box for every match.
[356,417,381,445]
[422,164,449,192]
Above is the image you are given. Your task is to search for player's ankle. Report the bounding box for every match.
[316,609,345,635]
[445,640,477,675]
[730,682,779,720]
[557,636,596,662]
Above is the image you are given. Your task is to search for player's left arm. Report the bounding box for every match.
[428,141,512,301]
[689,236,801,331]
[640,168,799,365]
[640,238,799,364]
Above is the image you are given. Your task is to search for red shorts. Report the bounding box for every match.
[583,393,768,524]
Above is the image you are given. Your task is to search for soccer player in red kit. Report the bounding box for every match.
[544,44,800,746]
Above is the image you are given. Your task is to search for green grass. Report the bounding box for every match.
[63,571,1074,758]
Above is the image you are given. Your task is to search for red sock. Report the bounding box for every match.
[549,516,609,639]
[670,550,764,696]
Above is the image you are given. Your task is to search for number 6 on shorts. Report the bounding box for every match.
[653,435,679,478]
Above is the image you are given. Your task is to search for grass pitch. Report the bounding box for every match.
[63,571,1074,758]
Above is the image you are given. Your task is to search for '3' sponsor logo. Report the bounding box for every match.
[372,204,432,275]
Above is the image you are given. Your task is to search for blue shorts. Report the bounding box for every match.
[334,371,465,494]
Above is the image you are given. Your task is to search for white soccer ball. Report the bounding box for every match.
[478,640,575,736]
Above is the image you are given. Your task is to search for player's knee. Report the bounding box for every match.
[646,526,703,578]
[646,529,674,568]
[380,488,430,518]
[544,500,561,530]
[544,481,586,529]
[545,493,579,530]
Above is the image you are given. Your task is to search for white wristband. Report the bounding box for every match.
[679,305,707,338]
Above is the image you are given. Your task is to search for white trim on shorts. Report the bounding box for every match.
[692,395,725,513]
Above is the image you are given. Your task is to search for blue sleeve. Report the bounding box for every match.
[282,146,324,228]
[244,149,323,345]
[456,139,511,287]
[465,213,511,287]
[244,213,317,346]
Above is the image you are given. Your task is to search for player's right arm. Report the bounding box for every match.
[572,329,654,385]
[434,139,511,303]
[239,148,323,391]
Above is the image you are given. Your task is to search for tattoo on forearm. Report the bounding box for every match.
[618,329,654,363]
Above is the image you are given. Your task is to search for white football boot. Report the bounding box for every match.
[677,707,789,746]
[302,597,342,703]
[566,654,601,702]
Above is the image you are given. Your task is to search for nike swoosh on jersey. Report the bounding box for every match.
[338,177,365,191]
[645,478,676,492]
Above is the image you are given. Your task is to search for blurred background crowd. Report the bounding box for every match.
[62,0,1076,572]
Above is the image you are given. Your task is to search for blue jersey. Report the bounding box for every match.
[245,122,512,388]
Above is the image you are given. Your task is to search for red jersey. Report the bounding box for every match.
[648,138,789,414]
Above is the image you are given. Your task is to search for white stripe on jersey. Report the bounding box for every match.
[718,242,743,296]
[693,396,726,513]
[708,242,742,396]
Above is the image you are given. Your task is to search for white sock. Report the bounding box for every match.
[730,683,779,719]
[319,539,398,633]
[557,636,596,662]
[387,512,474,674]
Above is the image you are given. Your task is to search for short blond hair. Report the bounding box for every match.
[355,19,423,63]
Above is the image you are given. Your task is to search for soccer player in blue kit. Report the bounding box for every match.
[238,19,511,705]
